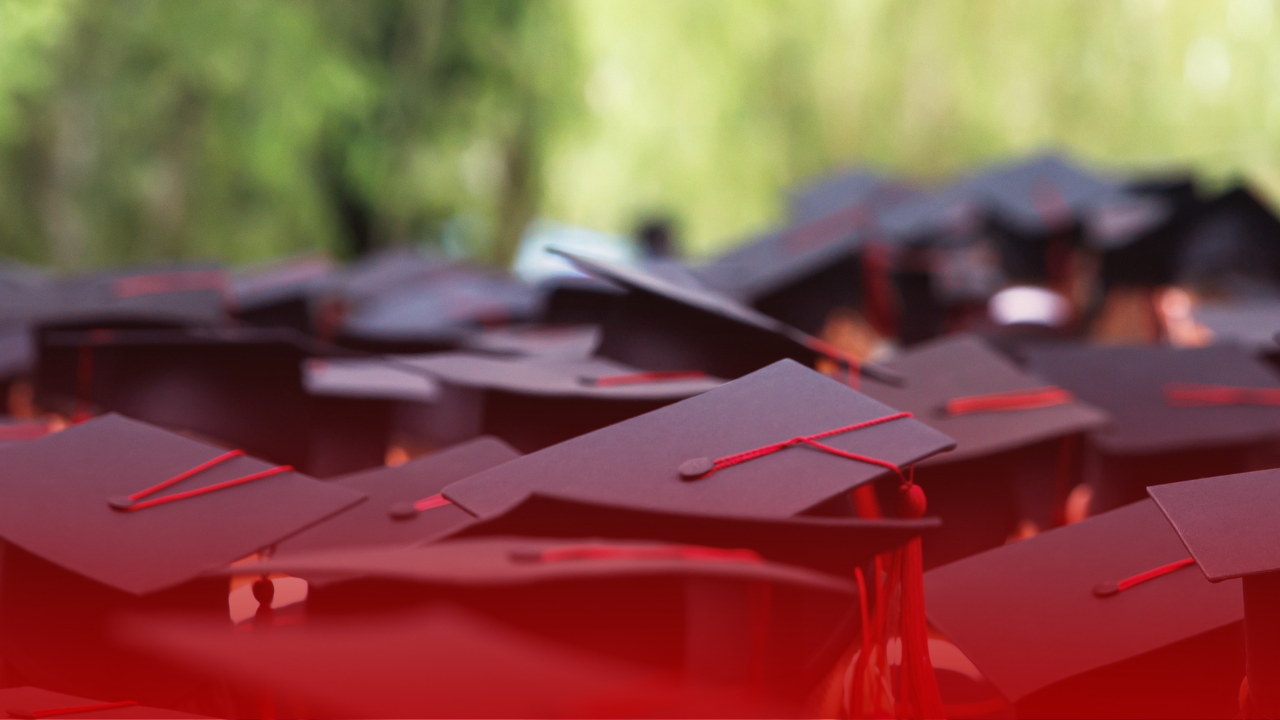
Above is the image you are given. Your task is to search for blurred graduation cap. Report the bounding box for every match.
[859,334,1109,567]
[442,360,953,521]
[228,254,332,335]
[0,687,210,719]
[553,249,904,385]
[275,437,520,556]
[335,268,539,354]
[36,327,392,477]
[1191,298,1280,362]
[1025,344,1280,513]
[38,265,229,329]
[457,323,600,360]
[219,537,859,697]
[1098,175,1200,290]
[396,351,726,453]
[1175,185,1280,297]
[925,498,1243,719]
[118,604,799,719]
[0,414,363,713]
[786,168,917,227]
[1149,468,1280,718]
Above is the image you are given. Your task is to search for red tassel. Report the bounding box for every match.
[847,473,945,719]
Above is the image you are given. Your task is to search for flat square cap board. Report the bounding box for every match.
[116,604,798,719]
[0,687,210,719]
[925,499,1243,712]
[0,413,365,596]
[1147,468,1280,582]
[274,436,520,555]
[860,334,1109,465]
[38,266,229,328]
[302,357,440,403]
[1190,299,1280,356]
[552,249,904,385]
[1024,344,1280,455]
[443,360,954,520]
[787,168,916,226]
[452,492,938,578]
[458,324,600,360]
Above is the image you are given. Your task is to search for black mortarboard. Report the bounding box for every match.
[925,498,1243,718]
[1175,185,1280,296]
[860,334,1109,566]
[219,536,859,697]
[443,359,953,520]
[1147,469,1280,718]
[35,327,390,477]
[458,324,600,360]
[452,492,936,579]
[0,413,364,596]
[552,249,903,384]
[787,168,916,227]
[275,437,520,556]
[1192,299,1280,363]
[39,265,229,328]
[0,687,209,719]
[537,275,625,325]
[336,269,539,354]
[118,604,798,719]
[400,352,725,452]
[228,254,332,334]
[1025,344,1280,512]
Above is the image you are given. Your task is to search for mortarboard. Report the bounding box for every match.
[218,536,860,698]
[441,359,954,521]
[1025,344,1280,513]
[118,603,799,719]
[0,414,364,714]
[1147,469,1280,718]
[1191,299,1280,364]
[925,498,1244,718]
[860,334,1109,566]
[38,265,229,329]
[0,687,209,719]
[35,327,392,477]
[552,249,904,385]
[458,323,600,360]
[228,254,332,335]
[275,436,520,556]
[1174,185,1280,296]
[786,168,916,227]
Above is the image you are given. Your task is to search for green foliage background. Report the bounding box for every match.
[0,0,1275,268]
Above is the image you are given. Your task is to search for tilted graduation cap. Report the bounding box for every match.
[443,360,953,521]
[38,265,229,328]
[36,327,391,477]
[117,604,799,719]
[1175,185,1280,296]
[0,687,209,719]
[1148,469,1280,718]
[397,352,726,452]
[925,499,1244,719]
[213,536,860,697]
[551,249,904,385]
[1025,343,1280,513]
[228,254,332,334]
[275,436,520,556]
[786,168,916,227]
[0,413,365,596]
[859,335,1109,565]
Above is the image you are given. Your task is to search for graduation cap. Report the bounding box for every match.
[398,352,726,452]
[859,335,1109,566]
[786,168,916,227]
[1192,298,1280,362]
[458,324,600,360]
[215,536,859,697]
[553,249,904,385]
[274,436,520,556]
[336,269,539,354]
[117,604,799,719]
[1175,184,1280,296]
[38,265,229,329]
[442,360,953,521]
[35,327,391,477]
[0,414,363,714]
[1145,469,1280,718]
[228,254,332,334]
[0,687,209,719]
[925,498,1244,718]
[1025,344,1280,513]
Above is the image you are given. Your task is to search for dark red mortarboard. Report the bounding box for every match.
[442,359,954,521]
[0,413,365,596]
[925,498,1243,718]
[274,436,520,556]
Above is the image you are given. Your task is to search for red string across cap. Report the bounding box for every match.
[582,370,708,387]
[1093,557,1195,597]
[108,449,292,512]
[389,493,455,520]
[944,386,1073,415]
[1164,383,1280,407]
[524,543,762,564]
[8,700,138,719]
[678,411,913,481]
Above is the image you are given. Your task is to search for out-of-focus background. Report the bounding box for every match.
[0,0,1276,268]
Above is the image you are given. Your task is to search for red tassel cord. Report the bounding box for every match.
[108,449,292,511]
[942,386,1073,415]
[1164,383,1280,407]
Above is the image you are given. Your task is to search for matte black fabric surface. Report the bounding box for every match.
[0,414,365,595]
[1148,468,1280,582]
[443,360,954,520]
